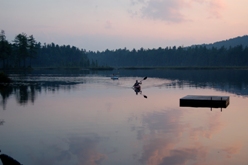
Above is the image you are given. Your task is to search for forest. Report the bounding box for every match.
[87,44,248,67]
[0,30,94,69]
[1,29,248,69]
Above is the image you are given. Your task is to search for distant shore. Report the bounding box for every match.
[119,66,248,70]
[2,66,248,72]
[35,66,248,70]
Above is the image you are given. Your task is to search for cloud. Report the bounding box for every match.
[222,143,242,158]
[130,0,145,6]
[208,0,225,18]
[192,0,225,18]
[104,20,113,29]
[129,0,225,22]
[159,147,206,165]
[132,0,187,22]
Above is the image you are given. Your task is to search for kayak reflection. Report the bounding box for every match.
[133,84,141,95]
[132,84,147,99]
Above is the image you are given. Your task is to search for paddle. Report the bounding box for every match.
[139,77,147,98]
[140,77,147,82]
[141,77,147,98]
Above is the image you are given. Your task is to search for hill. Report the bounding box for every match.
[87,34,248,68]
[200,35,248,49]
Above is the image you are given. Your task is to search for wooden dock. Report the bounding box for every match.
[180,95,230,108]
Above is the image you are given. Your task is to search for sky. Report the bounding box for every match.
[1,0,248,51]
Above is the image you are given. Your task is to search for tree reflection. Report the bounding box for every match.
[0,120,4,125]
[0,81,79,110]
[0,85,13,110]
[16,85,29,104]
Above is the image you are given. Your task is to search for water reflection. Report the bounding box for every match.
[0,81,79,110]
[132,109,203,165]
[0,85,12,110]
[0,70,248,164]
[29,135,107,165]
[132,108,240,165]
[111,69,248,96]
[1,69,248,110]
[132,87,148,98]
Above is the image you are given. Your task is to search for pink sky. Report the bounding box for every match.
[1,0,248,51]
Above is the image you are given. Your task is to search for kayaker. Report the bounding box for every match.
[133,80,142,95]
[133,80,141,87]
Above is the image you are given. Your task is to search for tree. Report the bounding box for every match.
[13,33,28,67]
[0,30,11,68]
[27,35,37,66]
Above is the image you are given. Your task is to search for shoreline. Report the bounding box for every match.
[1,66,248,72]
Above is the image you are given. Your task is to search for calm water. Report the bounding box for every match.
[0,69,248,165]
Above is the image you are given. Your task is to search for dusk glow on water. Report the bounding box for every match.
[0,70,248,165]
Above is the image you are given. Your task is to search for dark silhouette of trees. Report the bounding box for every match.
[0,30,11,68]
[12,33,39,68]
[27,35,37,66]
[32,43,90,67]
[87,45,248,67]
[13,33,29,67]
[0,30,91,69]
[1,29,248,69]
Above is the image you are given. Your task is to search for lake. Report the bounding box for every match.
[0,69,248,165]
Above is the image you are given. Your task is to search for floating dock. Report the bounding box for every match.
[180,95,230,108]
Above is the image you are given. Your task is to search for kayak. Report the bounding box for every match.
[133,85,141,91]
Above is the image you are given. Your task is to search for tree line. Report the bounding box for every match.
[0,30,95,69]
[1,29,248,69]
[87,45,248,67]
